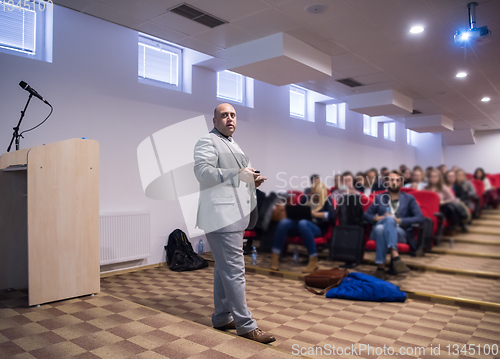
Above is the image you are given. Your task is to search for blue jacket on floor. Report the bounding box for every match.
[326,272,406,302]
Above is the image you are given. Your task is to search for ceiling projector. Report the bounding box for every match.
[454,2,492,46]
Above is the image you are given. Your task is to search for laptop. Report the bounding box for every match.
[285,205,312,221]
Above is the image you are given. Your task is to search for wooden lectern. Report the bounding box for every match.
[0,138,100,306]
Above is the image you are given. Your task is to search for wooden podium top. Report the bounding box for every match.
[0,139,97,171]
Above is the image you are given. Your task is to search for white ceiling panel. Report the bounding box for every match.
[353,72,395,85]
[330,53,367,70]
[312,10,378,40]
[193,25,258,49]
[152,12,208,36]
[51,0,500,132]
[284,27,349,57]
[178,37,223,57]
[231,8,301,37]
[54,0,96,11]
[83,3,146,28]
[336,64,383,79]
[275,0,356,25]
[95,0,179,20]
[137,22,187,43]
[189,0,270,22]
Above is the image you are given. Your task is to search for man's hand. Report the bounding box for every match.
[374,213,390,222]
[238,167,259,184]
[255,175,267,188]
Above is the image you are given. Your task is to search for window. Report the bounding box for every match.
[138,34,182,90]
[217,70,243,103]
[363,115,378,137]
[290,85,306,118]
[383,122,396,141]
[326,103,346,129]
[0,1,53,62]
[407,129,414,145]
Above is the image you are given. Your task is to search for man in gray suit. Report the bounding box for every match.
[194,103,275,344]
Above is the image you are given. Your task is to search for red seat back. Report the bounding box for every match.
[487,174,498,187]
[401,187,417,193]
[412,190,440,234]
[471,179,485,207]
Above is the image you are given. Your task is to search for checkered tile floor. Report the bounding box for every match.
[101,266,500,359]
[236,253,500,304]
[0,289,297,359]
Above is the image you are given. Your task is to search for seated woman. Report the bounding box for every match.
[474,168,498,209]
[402,168,412,187]
[454,169,478,213]
[405,167,426,190]
[271,177,335,273]
[425,169,468,234]
[331,171,363,203]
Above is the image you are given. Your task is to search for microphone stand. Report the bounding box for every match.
[7,93,33,152]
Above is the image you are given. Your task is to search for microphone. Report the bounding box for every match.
[19,81,50,105]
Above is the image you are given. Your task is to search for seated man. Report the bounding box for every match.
[364,170,424,280]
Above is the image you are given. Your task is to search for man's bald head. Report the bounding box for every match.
[213,103,237,137]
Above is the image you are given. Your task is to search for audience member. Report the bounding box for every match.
[402,168,412,186]
[425,166,434,181]
[399,164,408,173]
[271,178,336,273]
[331,171,362,204]
[455,169,478,213]
[474,168,498,209]
[425,169,468,234]
[405,167,426,190]
[366,168,385,192]
[437,164,447,175]
[363,171,424,280]
[354,171,366,194]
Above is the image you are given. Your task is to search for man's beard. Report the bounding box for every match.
[388,186,401,194]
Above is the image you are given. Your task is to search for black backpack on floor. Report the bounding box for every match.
[165,229,208,272]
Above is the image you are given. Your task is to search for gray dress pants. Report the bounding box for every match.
[205,231,257,335]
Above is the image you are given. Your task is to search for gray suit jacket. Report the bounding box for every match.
[194,128,257,233]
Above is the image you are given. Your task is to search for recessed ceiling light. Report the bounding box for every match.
[305,4,327,14]
[481,97,491,102]
[456,72,467,78]
[410,26,424,33]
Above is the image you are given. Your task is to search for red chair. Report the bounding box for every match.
[412,191,444,245]
[401,187,417,193]
[285,197,336,256]
[362,192,413,254]
[364,191,439,253]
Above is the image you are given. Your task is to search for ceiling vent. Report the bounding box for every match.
[169,3,227,28]
[336,78,364,87]
[411,109,422,115]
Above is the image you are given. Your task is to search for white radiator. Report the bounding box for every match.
[99,211,150,265]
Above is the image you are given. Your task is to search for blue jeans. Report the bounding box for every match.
[272,218,320,256]
[371,216,407,264]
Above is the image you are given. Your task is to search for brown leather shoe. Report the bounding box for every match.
[214,320,236,330]
[240,328,276,344]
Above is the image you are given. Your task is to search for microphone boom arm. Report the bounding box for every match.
[7,93,33,152]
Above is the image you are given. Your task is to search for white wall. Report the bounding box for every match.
[443,130,500,173]
[0,6,420,271]
[412,132,444,169]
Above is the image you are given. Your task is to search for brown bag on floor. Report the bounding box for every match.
[304,268,348,295]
